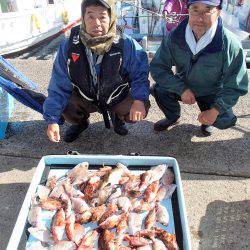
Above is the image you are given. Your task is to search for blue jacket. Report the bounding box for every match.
[43,35,150,124]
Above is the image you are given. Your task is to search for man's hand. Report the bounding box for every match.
[129,100,146,122]
[47,124,60,142]
[198,108,219,125]
[181,89,196,105]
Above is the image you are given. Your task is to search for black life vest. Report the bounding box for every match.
[67,25,130,110]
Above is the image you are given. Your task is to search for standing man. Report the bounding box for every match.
[44,0,150,142]
[151,0,248,135]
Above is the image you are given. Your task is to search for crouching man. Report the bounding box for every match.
[43,0,150,142]
[151,0,248,136]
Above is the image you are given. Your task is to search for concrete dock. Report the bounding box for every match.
[0,34,249,249]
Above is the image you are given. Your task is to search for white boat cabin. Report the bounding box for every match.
[0,0,64,13]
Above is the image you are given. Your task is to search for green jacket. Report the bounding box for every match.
[150,17,248,114]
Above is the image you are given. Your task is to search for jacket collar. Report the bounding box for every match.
[171,16,223,54]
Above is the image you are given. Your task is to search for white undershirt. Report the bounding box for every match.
[185,19,218,55]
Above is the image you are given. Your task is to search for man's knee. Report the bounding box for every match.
[153,84,179,101]
[63,93,93,124]
[63,107,90,124]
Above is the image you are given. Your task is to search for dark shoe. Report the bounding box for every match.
[111,113,128,136]
[114,123,128,136]
[154,118,179,131]
[64,120,89,142]
[201,125,213,136]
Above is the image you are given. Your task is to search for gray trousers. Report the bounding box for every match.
[63,90,150,125]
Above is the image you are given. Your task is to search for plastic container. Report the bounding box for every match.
[7,154,192,250]
[0,87,14,139]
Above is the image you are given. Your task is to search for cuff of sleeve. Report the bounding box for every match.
[131,91,150,102]
[132,97,149,102]
[44,115,65,125]
[211,101,227,115]
[173,84,188,96]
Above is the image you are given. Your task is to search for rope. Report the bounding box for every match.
[121,0,188,18]
[122,0,162,17]
[120,0,189,32]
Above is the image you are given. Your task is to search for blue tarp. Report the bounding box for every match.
[0,56,45,114]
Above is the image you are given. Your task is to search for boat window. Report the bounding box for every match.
[48,0,54,4]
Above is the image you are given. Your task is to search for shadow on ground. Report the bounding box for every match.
[0,183,30,250]
[0,119,249,178]
[198,200,250,250]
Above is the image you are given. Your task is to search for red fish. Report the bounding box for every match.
[40,198,62,211]
[67,162,89,185]
[116,213,128,247]
[139,171,152,191]
[124,235,152,247]
[98,229,118,250]
[75,210,92,224]
[155,227,179,250]
[78,229,98,249]
[46,175,57,190]
[99,214,122,230]
[145,208,156,230]
[98,203,118,224]
[145,180,160,203]
[73,223,85,246]
[51,208,66,242]
[90,204,106,223]
[65,213,75,241]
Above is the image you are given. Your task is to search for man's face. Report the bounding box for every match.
[84,5,110,37]
[188,3,220,40]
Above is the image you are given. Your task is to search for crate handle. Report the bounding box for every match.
[128,152,140,156]
[67,150,80,155]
